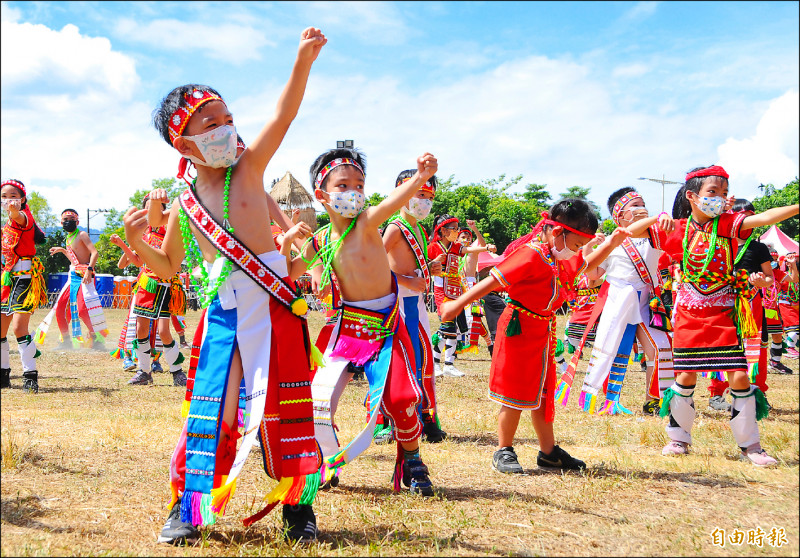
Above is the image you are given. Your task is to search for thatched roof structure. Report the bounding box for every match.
[269,171,318,231]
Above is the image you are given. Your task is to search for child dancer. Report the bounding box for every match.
[126,192,187,387]
[707,200,776,411]
[763,249,793,373]
[566,187,676,416]
[429,215,489,376]
[2,179,48,392]
[301,147,439,496]
[440,200,632,474]
[777,254,799,359]
[35,209,109,350]
[457,224,496,356]
[123,27,327,544]
[659,165,798,465]
[382,170,447,443]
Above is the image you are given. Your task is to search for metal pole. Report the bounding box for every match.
[87,208,90,238]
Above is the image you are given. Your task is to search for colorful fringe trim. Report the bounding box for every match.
[578,391,598,414]
[597,400,632,415]
[658,387,676,418]
[180,490,217,526]
[554,379,571,407]
[330,336,382,367]
[309,344,325,369]
[391,444,405,492]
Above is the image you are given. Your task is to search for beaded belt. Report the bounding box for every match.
[339,306,397,344]
[505,298,554,337]
[577,287,600,297]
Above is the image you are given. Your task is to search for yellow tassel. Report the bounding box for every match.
[167,482,179,510]
[210,479,237,515]
[266,476,294,504]
[736,295,758,339]
[180,399,191,418]
[309,344,325,369]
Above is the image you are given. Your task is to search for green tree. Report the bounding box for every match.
[558,185,601,217]
[35,228,69,277]
[26,191,57,231]
[752,179,799,244]
[601,218,617,235]
[518,182,552,206]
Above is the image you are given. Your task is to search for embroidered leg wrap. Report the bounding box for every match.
[661,382,695,445]
[770,341,782,363]
[439,320,457,366]
[162,340,185,372]
[730,386,768,450]
[135,337,152,371]
[444,337,457,366]
[16,334,41,373]
[787,331,798,348]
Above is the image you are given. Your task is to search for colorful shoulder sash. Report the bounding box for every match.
[621,238,658,293]
[178,188,306,316]
[390,219,430,288]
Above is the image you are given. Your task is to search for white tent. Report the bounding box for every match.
[760,225,798,256]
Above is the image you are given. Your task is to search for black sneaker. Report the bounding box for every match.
[402,457,435,496]
[537,445,586,472]
[492,446,524,474]
[422,420,448,443]
[127,370,153,385]
[22,371,38,393]
[775,361,793,375]
[1,368,10,389]
[172,369,187,387]
[708,395,731,412]
[151,360,164,373]
[282,504,317,543]
[157,497,200,545]
[642,399,660,416]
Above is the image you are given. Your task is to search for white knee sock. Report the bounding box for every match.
[1,337,9,369]
[161,340,183,372]
[787,332,799,348]
[444,336,457,366]
[16,334,39,372]
[730,386,761,450]
[135,337,152,372]
[665,382,695,445]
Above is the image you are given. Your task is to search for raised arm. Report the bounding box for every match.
[583,228,631,274]
[440,275,500,322]
[146,189,171,228]
[363,153,438,228]
[741,204,799,231]
[236,28,326,184]
[123,203,186,279]
[110,234,143,268]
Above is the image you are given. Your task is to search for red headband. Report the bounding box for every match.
[685,165,729,182]
[398,176,435,196]
[612,191,642,225]
[530,211,594,239]
[1,179,26,196]
[62,210,79,222]
[168,89,226,145]
[433,217,459,240]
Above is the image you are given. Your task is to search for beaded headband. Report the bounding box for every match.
[398,176,435,195]
[61,210,79,222]
[1,179,26,196]
[612,191,643,225]
[432,217,459,240]
[167,89,226,145]
[314,157,365,189]
[458,228,473,238]
[685,165,729,182]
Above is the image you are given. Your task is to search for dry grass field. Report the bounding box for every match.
[2,308,798,556]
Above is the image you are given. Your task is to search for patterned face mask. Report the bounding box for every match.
[182,124,238,169]
[407,197,433,220]
[327,190,365,218]
[694,195,725,218]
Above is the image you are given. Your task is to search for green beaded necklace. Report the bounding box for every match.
[178,166,234,309]
[300,213,360,291]
[682,215,719,281]
[733,235,754,265]
[65,229,79,247]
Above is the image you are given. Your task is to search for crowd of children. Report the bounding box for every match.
[3,26,800,549]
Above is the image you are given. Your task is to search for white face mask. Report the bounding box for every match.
[694,195,725,218]
[0,199,9,210]
[327,190,365,219]
[407,197,433,220]
[551,233,576,260]
[182,124,238,168]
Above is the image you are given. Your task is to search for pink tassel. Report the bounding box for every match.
[237,408,244,428]
[331,336,381,366]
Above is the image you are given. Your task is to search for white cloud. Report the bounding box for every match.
[717,90,800,196]
[113,17,274,63]
[1,21,138,94]
[620,1,660,24]
[298,1,414,46]
[0,1,21,23]
[612,63,650,79]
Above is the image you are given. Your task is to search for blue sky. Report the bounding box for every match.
[2,1,798,228]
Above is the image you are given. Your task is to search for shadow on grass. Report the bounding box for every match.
[445,433,539,447]
[2,381,119,396]
[0,495,105,535]
[585,464,749,488]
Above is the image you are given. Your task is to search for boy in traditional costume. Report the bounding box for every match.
[658,165,798,466]
[125,192,187,387]
[299,147,439,496]
[428,215,490,376]
[123,27,327,544]
[456,224,497,356]
[558,187,676,416]
[439,200,634,474]
[2,179,48,392]
[382,170,447,443]
[36,209,109,350]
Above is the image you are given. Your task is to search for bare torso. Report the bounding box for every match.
[384,222,419,278]
[330,215,393,302]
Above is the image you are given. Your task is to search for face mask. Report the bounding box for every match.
[407,197,433,220]
[62,220,77,233]
[0,200,9,210]
[694,195,725,218]
[550,233,576,260]
[327,190,365,219]
[182,124,238,169]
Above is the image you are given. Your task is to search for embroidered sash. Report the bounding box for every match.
[438,241,463,299]
[391,219,430,289]
[621,239,657,294]
[178,189,303,315]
